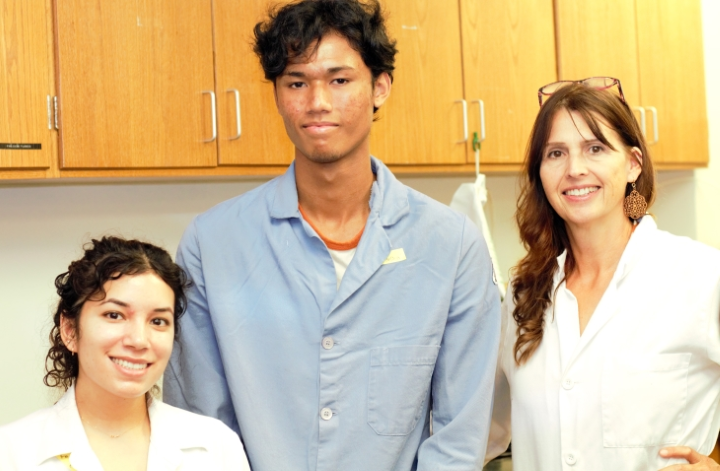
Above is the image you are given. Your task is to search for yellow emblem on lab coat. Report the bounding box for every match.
[57,454,77,470]
[382,248,406,265]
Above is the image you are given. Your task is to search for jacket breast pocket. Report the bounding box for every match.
[367,345,440,436]
[602,353,690,447]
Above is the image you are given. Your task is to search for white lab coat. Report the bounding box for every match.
[0,385,251,470]
[449,174,505,298]
[486,216,720,471]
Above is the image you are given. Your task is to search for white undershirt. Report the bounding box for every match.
[327,248,356,289]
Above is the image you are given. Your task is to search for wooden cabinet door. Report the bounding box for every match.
[213,0,293,166]
[461,0,556,165]
[370,0,466,165]
[54,1,216,169]
[554,0,641,107]
[0,0,55,169]
[636,0,708,165]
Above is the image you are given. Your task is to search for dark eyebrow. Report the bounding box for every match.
[100,298,129,307]
[100,298,174,314]
[545,137,603,148]
[327,65,354,74]
[281,65,355,78]
[152,307,174,314]
[283,70,306,78]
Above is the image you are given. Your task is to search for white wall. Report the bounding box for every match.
[1,0,718,425]
[696,0,720,248]
[0,180,268,419]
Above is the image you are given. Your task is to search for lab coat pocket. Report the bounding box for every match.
[367,345,440,436]
[602,353,690,447]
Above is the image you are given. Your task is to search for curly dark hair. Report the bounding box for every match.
[512,84,655,365]
[44,236,188,390]
[253,0,397,111]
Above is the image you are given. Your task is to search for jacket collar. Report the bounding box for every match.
[553,216,658,372]
[269,160,301,220]
[34,386,214,470]
[553,215,657,288]
[269,157,410,227]
[146,400,213,469]
[369,157,410,227]
[615,215,656,284]
[35,385,103,469]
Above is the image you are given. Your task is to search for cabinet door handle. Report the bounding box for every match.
[227,89,242,140]
[632,106,646,138]
[203,90,217,143]
[645,106,659,145]
[47,95,52,130]
[456,99,468,143]
[472,99,486,142]
[54,96,59,130]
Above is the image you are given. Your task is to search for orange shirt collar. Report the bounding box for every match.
[298,204,364,250]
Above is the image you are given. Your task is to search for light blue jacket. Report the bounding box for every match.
[164,157,501,471]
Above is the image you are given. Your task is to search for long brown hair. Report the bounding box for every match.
[512,84,655,364]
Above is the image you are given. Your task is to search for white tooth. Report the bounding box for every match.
[112,358,147,370]
[567,187,598,196]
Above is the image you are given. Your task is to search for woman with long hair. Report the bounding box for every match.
[0,236,250,470]
[486,79,720,470]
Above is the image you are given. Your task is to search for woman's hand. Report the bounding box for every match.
[658,447,720,470]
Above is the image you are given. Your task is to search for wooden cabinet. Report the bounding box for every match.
[0,0,712,181]
[370,1,466,165]
[0,0,56,172]
[213,0,293,166]
[635,0,707,166]
[554,0,641,105]
[555,0,708,167]
[371,0,556,168]
[53,0,292,171]
[460,0,557,166]
[54,0,217,169]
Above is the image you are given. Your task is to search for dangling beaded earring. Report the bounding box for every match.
[623,182,647,220]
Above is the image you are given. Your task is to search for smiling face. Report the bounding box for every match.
[539,109,642,230]
[61,272,175,400]
[274,32,390,165]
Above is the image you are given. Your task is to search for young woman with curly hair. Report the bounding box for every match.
[0,237,250,470]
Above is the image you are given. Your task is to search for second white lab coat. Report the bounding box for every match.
[449,174,505,298]
[0,385,251,470]
[487,216,720,471]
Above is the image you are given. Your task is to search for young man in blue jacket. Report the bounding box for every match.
[164,1,501,469]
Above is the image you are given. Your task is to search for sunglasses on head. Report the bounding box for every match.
[537,76,625,106]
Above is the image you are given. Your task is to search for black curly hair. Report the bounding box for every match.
[253,0,397,112]
[44,236,188,390]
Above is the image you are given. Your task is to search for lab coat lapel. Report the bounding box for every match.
[555,282,582,372]
[36,386,104,470]
[35,392,76,466]
[329,158,408,313]
[563,284,621,373]
[330,213,392,313]
[146,401,189,471]
[561,217,653,373]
